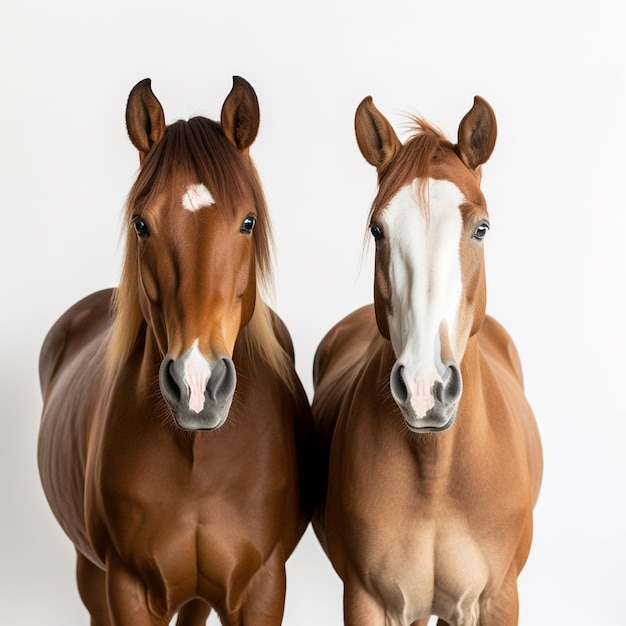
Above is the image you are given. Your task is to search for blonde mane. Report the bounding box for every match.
[104,116,297,394]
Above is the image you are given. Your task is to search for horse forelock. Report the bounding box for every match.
[125,117,274,282]
[368,118,454,227]
[105,117,296,393]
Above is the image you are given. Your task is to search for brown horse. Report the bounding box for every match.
[38,77,313,625]
[311,95,543,624]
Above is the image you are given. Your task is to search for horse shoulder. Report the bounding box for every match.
[263,306,318,530]
[38,289,115,565]
[264,306,296,360]
[477,314,525,386]
[39,288,115,397]
[313,304,377,388]
[261,305,313,431]
[311,305,385,514]
[476,315,543,504]
[312,305,380,436]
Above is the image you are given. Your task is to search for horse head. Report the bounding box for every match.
[355,95,497,432]
[120,77,268,430]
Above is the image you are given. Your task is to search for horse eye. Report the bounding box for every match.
[134,218,150,238]
[370,224,384,241]
[473,221,490,241]
[240,216,256,235]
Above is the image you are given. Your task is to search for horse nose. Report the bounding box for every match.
[159,352,237,430]
[390,360,462,432]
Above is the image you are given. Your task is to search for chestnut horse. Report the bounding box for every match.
[311,96,542,624]
[38,77,313,625]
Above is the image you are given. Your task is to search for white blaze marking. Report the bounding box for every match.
[182,183,215,212]
[183,340,211,413]
[382,178,464,416]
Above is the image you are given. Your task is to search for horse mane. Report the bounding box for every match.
[369,116,453,225]
[105,116,297,393]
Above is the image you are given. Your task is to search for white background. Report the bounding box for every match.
[1,0,625,624]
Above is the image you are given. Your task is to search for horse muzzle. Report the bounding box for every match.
[390,361,462,433]
[159,350,237,431]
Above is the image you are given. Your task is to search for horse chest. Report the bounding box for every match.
[390,520,491,617]
[90,422,295,584]
[90,467,286,608]
[329,501,491,623]
[325,416,524,623]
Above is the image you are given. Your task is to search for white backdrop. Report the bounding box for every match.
[2,0,625,624]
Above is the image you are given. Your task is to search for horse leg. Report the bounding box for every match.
[175,599,212,626]
[76,551,111,626]
[343,581,385,625]
[105,551,169,626]
[219,553,287,625]
[477,574,520,626]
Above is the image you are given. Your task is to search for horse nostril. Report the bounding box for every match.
[433,380,443,402]
[159,357,182,404]
[390,363,409,404]
[206,357,237,404]
[443,363,462,404]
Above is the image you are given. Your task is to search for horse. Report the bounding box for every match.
[311,95,543,625]
[38,76,314,626]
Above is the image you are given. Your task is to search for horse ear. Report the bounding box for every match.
[126,78,166,162]
[220,76,260,153]
[355,96,402,171]
[457,96,497,170]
